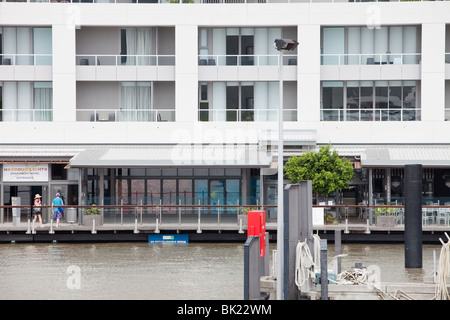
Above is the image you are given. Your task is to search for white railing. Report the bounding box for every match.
[198,54,297,66]
[1,54,52,66]
[0,0,443,3]
[76,55,175,66]
[321,53,421,66]
[320,108,421,121]
[0,109,53,122]
[198,108,297,122]
[76,109,175,122]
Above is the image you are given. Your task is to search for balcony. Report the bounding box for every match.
[198,108,297,122]
[320,108,421,122]
[198,54,296,66]
[0,54,52,81]
[76,108,175,122]
[321,53,421,66]
[0,109,53,122]
[321,53,421,81]
[198,54,297,82]
[76,54,175,81]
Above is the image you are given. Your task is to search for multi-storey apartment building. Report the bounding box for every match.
[0,0,450,224]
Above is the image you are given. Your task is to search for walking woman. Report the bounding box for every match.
[33,194,44,228]
[52,192,64,227]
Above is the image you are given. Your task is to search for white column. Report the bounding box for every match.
[421,23,445,122]
[175,25,198,123]
[52,24,76,122]
[297,24,321,122]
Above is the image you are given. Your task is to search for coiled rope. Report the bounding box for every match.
[294,234,321,288]
[435,233,450,300]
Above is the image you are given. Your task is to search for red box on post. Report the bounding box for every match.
[247,210,266,257]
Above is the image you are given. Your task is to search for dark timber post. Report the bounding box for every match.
[283,181,313,300]
[320,239,328,300]
[244,236,261,300]
[404,164,423,268]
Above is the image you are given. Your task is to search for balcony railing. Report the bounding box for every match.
[0,109,53,122]
[198,108,297,122]
[2,204,450,233]
[320,108,421,121]
[76,108,175,122]
[198,54,297,66]
[1,54,52,66]
[321,53,421,66]
[76,55,175,66]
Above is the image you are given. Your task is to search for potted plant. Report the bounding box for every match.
[374,206,396,227]
[238,206,257,227]
[82,204,103,227]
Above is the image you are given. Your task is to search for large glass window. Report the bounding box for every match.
[199,27,294,66]
[321,81,420,121]
[321,26,421,65]
[1,27,52,66]
[200,81,296,122]
[120,82,152,121]
[0,81,52,122]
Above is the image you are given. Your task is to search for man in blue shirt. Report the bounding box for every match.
[52,193,64,227]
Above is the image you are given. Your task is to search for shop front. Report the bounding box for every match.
[0,163,79,224]
[70,144,272,224]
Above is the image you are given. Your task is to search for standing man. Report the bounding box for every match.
[52,193,64,228]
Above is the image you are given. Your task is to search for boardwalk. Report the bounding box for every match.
[1,214,450,243]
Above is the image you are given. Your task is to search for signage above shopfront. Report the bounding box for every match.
[2,163,49,182]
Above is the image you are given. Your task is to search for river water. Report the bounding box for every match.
[0,241,443,300]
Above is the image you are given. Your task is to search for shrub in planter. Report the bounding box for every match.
[82,204,103,227]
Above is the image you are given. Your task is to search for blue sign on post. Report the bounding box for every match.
[148,234,189,244]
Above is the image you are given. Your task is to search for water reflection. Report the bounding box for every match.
[0,242,442,300]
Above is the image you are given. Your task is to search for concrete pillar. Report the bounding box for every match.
[52,24,76,122]
[421,23,445,122]
[175,25,198,123]
[297,25,320,122]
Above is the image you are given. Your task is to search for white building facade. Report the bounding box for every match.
[1,0,450,223]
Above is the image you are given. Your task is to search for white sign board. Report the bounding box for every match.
[312,207,324,226]
[3,163,49,182]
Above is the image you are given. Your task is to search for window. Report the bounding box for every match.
[199,81,296,122]
[0,27,52,66]
[199,27,291,66]
[321,81,420,121]
[0,81,52,122]
[120,82,152,121]
[321,26,421,65]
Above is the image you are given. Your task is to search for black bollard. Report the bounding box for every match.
[404,164,422,268]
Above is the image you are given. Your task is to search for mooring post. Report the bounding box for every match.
[404,164,423,268]
[334,229,341,274]
[284,181,313,300]
[320,239,328,300]
[244,235,261,300]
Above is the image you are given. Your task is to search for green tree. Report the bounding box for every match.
[284,143,355,200]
